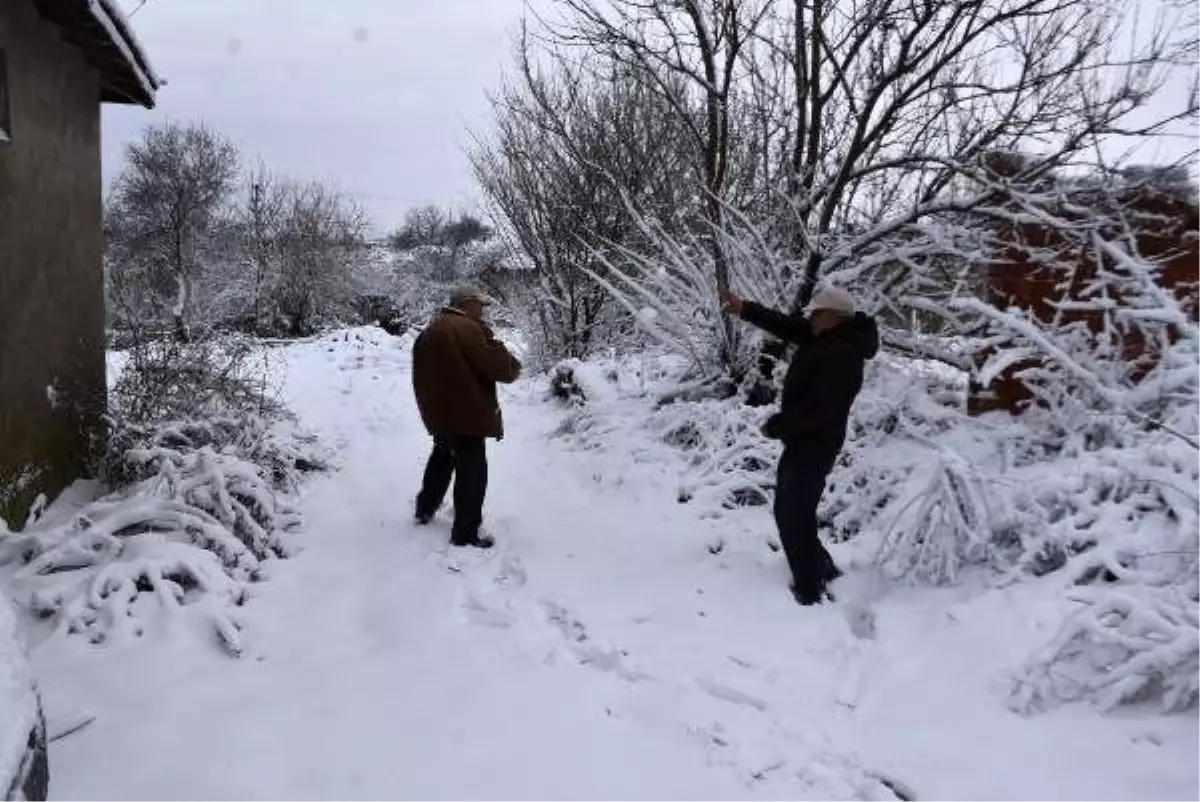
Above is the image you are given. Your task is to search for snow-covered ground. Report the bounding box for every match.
[30,328,1199,800]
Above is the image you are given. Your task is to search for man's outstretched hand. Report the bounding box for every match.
[720,290,744,317]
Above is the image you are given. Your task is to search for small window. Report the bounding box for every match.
[0,51,9,144]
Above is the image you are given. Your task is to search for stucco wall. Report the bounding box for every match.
[0,3,105,526]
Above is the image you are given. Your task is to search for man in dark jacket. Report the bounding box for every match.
[412,286,522,548]
[721,285,879,605]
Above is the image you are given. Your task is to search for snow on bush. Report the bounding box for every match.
[543,343,1199,714]
[0,416,318,656]
[1010,583,1199,715]
[112,334,280,424]
[842,403,1199,601]
[652,395,777,510]
[546,350,778,509]
[875,447,995,585]
[0,330,330,657]
[545,348,1196,586]
[103,414,330,493]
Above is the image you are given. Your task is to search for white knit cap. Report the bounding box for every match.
[805,285,856,314]
[449,285,492,306]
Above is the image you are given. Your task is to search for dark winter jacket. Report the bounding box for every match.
[740,301,879,457]
[412,308,522,439]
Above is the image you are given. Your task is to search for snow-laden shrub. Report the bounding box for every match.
[102,414,330,492]
[1003,444,1198,582]
[546,346,1196,595]
[822,354,968,543]
[112,335,280,424]
[864,425,1198,583]
[1,330,328,657]
[652,396,776,510]
[1010,583,1199,714]
[0,420,310,657]
[876,448,996,585]
[546,354,652,452]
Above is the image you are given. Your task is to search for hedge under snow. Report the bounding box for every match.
[547,348,1199,716]
[0,415,327,657]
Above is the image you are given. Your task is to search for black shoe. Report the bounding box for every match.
[821,558,843,583]
[790,583,832,606]
[450,533,495,550]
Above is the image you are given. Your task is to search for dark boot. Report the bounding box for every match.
[450,532,495,549]
[790,582,833,606]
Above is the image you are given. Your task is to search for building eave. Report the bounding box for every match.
[33,0,160,108]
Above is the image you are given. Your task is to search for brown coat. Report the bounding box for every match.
[412,308,522,439]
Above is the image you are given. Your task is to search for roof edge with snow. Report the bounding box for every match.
[33,0,160,108]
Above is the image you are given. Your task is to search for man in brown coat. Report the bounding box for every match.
[412,286,522,548]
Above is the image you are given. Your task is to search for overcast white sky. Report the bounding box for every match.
[103,0,531,233]
[104,0,1194,236]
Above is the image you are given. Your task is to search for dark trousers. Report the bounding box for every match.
[774,446,839,597]
[416,434,488,541]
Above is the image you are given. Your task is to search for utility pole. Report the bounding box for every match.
[249,178,266,335]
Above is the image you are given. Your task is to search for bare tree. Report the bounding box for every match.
[548,0,773,359]
[742,0,1196,306]
[529,0,1196,377]
[389,205,447,251]
[240,162,288,334]
[106,122,240,340]
[270,181,369,337]
[472,35,699,362]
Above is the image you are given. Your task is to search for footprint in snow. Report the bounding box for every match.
[540,600,651,683]
[493,554,527,588]
[458,592,515,629]
[574,643,652,683]
[542,600,589,642]
[695,677,770,712]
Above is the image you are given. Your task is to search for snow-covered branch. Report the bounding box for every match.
[2,412,326,656]
[1011,584,1199,714]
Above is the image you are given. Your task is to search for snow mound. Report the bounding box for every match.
[550,358,620,405]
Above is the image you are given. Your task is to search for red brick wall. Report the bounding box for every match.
[968,187,1199,415]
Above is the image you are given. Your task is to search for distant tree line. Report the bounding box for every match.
[104,122,517,343]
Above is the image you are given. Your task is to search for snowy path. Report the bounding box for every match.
[33,330,1199,800]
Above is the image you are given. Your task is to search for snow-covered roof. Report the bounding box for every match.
[33,0,161,108]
